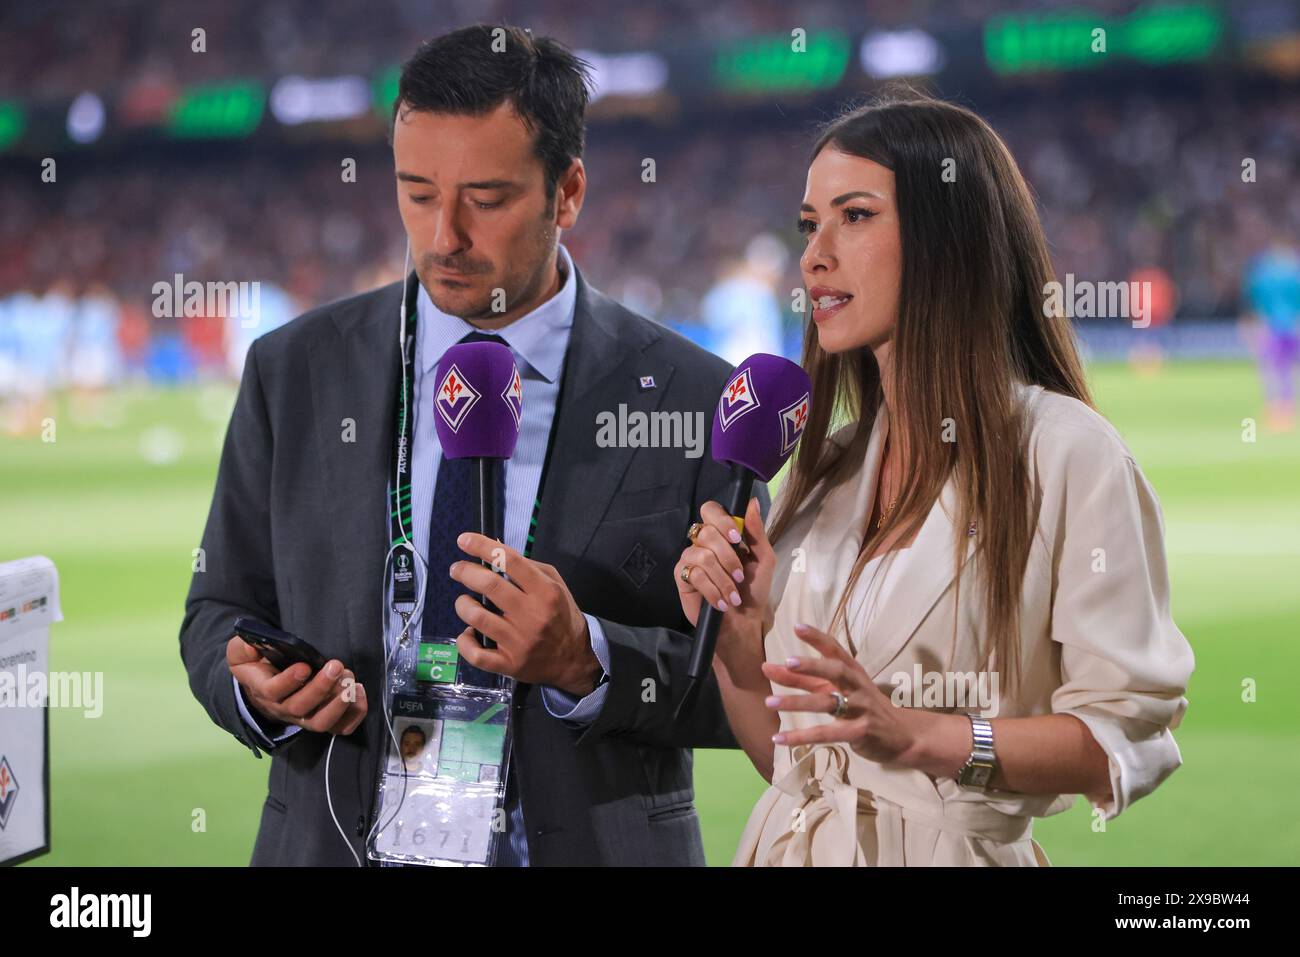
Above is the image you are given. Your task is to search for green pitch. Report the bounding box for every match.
[3,361,1296,866]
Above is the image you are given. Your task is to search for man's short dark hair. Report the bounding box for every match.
[392,24,593,200]
[401,725,426,743]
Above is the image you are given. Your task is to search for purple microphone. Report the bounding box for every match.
[433,340,524,648]
[678,353,812,716]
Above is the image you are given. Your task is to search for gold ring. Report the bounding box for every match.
[680,564,693,583]
[687,522,703,543]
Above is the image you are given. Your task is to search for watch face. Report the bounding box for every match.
[969,765,993,788]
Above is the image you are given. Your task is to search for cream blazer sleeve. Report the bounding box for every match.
[1038,413,1195,821]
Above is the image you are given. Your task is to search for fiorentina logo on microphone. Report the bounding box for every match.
[779,392,810,455]
[436,364,481,433]
[501,365,523,429]
[0,755,17,830]
[718,367,759,431]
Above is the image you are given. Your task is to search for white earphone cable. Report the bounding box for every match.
[326,239,429,866]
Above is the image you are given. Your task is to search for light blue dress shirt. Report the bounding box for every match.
[233,244,611,865]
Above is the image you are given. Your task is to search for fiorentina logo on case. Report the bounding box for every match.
[501,365,523,429]
[436,364,480,433]
[779,392,810,455]
[0,755,18,830]
[718,367,759,431]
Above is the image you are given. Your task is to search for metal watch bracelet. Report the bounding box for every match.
[955,714,997,790]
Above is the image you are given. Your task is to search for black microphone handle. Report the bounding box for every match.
[685,463,756,684]
[477,457,504,649]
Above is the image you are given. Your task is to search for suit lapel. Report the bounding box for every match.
[306,277,404,664]
[851,399,976,676]
[794,405,884,658]
[858,477,976,679]
[529,267,675,567]
[805,402,976,676]
[858,392,1042,675]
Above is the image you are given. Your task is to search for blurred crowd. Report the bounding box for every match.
[2,0,1151,101]
[3,3,1300,435]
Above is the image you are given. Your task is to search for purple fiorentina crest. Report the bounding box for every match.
[501,365,523,429]
[779,392,810,455]
[718,367,759,431]
[0,755,18,830]
[435,363,481,433]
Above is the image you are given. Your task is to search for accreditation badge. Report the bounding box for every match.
[366,637,514,867]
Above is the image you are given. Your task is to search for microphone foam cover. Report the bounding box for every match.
[711,353,812,482]
[433,341,523,459]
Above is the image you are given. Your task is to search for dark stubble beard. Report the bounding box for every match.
[421,210,558,323]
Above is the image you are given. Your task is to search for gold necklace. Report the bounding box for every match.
[877,499,897,529]
[877,433,897,529]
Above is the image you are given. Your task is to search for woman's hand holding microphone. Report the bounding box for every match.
[674,496,775,685]
[676,502,941,772]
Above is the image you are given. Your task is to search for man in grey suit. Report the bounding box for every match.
[179,24,764,866]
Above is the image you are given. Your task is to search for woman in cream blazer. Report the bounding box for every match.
[738,388,1189,865]
[673,93,1194,866]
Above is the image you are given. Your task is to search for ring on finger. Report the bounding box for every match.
[680,564,693,583]
[687,522,703,543]
[829,691,849,718]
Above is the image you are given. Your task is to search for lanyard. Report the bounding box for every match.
[387,274,571,619]
[389,277,421,613]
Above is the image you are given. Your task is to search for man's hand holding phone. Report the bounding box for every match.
[227,635,368,736]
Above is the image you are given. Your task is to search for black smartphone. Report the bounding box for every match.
[233,617,330,675]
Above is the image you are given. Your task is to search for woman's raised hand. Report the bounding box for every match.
[674,496,776,654]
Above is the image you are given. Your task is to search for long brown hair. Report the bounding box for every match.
[769,90,1092,691]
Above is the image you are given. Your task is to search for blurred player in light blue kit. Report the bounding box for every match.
[1244,237,1300,432]
[0,280,72,436]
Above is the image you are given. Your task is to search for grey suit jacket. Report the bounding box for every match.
[179,265,767,866]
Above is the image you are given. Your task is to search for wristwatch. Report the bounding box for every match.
[955,715,997,791]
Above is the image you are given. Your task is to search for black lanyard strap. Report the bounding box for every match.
[389,276,420,611]
[386,271,573,613]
